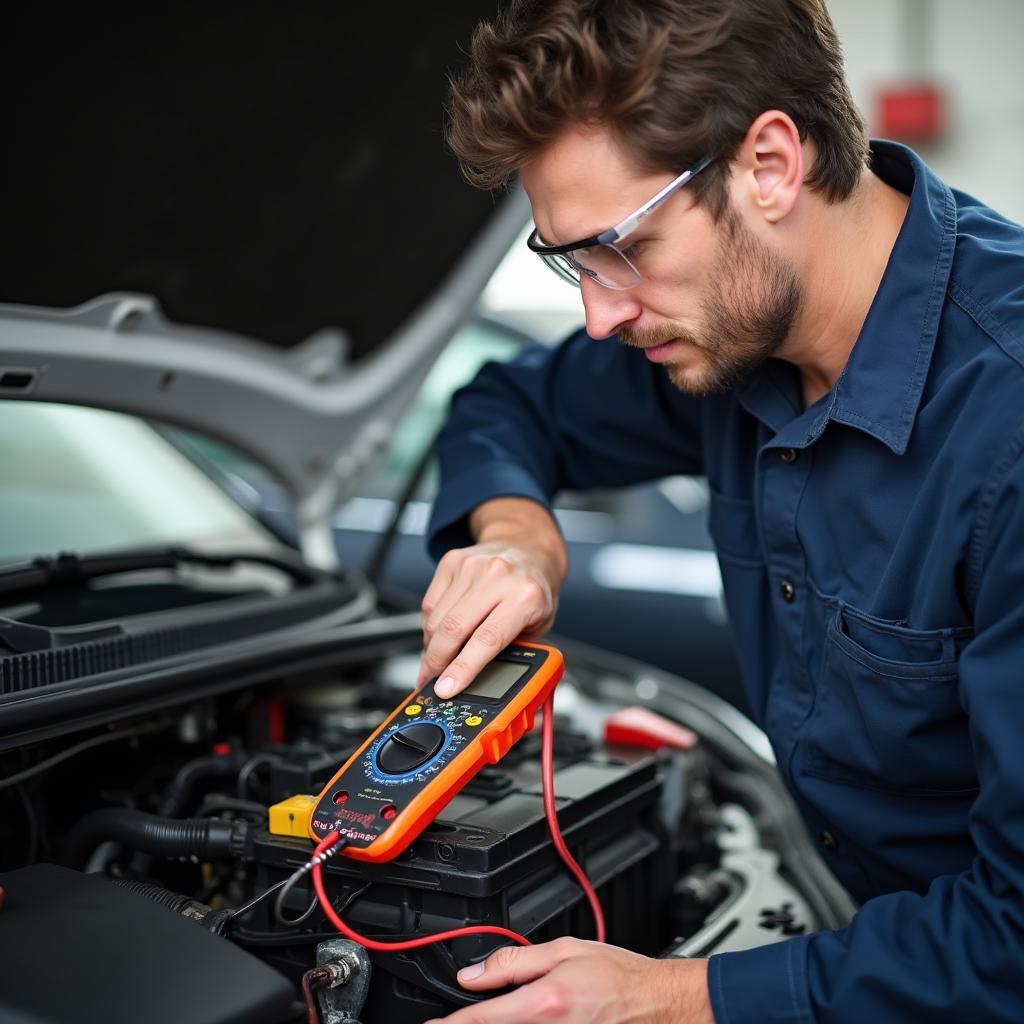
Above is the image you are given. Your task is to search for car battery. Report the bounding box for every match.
[249,733,673,1024]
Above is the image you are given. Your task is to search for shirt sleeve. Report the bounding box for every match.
[427,328,705,559]
[708,443,1024,1024]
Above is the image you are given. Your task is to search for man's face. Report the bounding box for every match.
[521,125,802,395]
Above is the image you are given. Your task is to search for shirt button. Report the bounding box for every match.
[819,830,837,851]
[779,579,796,602]
[779,447,798,464]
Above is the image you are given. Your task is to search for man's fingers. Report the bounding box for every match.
[419,546,558,696]
[421,551,459,622]
[420,558,487,666]
[421,588,499,691]
[421,557,466,657]
[423,941,594,1024]
[423,984,548,1024]
[421,574,539,696]
[431,604,531,699]
[431,614,510,700]
[457,937,591,991]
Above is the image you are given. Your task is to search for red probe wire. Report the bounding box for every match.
[309,833,529,950]
[309,693,606,950]
[540,693,606,942]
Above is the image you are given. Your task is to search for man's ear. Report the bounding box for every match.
[733,110,804,224]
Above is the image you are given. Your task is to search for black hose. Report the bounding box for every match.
[110,877,194,914]
[128,750,246,876]
[158,751,245,817]
[64,808,249,869]
[107,877,233,935]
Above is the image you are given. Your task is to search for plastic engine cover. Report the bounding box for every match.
[0,864,296,1024]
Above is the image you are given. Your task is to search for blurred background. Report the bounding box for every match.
[833,0,1024,223]
[3,0,1022,717]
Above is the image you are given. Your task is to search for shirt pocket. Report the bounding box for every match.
[707,490,763,569]
[803,604,977,796]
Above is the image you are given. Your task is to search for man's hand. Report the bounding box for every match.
[420,498,568,699]
[424,937,715,1024]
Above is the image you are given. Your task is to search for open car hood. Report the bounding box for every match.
[0,5,525,568]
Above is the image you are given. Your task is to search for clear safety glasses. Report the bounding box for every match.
[526,155,714,290]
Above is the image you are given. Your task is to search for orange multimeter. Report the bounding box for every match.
[308,641,564,862]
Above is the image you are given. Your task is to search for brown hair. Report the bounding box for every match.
[447,0,869,216]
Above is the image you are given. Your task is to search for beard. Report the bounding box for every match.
[620,208,802,396]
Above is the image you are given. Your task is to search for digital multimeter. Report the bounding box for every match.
[308,641,563,862]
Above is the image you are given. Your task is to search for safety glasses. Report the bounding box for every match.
[526,155,714,289]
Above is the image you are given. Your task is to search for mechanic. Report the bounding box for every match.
[417,1,1024,1022]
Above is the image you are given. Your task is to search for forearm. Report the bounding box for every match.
[664,957,715,1024]
[427,331,705,561]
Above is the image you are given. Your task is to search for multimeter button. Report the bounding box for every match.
[405,704,422,716]
[464,716,483,727]
[376,723,446,775]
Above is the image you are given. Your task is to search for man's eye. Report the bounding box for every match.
[620,241,646,260]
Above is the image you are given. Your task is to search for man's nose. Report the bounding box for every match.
[580,276,642,340]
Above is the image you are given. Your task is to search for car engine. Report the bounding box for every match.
[0,634,853,1024]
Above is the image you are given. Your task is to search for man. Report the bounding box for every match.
[419,1,1024,1021]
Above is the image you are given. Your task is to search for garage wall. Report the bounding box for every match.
[829,0,1024,223]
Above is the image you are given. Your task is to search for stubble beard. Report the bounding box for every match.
[620,208,803,397]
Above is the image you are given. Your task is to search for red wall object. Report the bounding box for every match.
[878,83,946,142]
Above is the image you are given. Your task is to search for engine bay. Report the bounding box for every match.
[0,638,851,1024]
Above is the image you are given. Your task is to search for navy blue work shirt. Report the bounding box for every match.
[427,142,1024,1022]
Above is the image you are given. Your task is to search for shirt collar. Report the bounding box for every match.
[737,141,957,455]
[828,141,957,454]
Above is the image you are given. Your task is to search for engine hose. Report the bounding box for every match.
[130,751,245,876]
[107,877,234,935]
[64,808,249,869]
[158,751,246,818]
[110,877,194,914]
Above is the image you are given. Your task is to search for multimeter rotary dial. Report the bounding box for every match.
[374,722,446,775]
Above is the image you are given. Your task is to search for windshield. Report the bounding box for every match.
[0,403,279,565]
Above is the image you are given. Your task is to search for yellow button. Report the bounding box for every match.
[464,715,483,727]
[405,704,422,716]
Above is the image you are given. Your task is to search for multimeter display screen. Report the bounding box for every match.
[461,661,530,700]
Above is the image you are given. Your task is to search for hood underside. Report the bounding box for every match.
[3,5,506,355]
[0,5,530,566]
